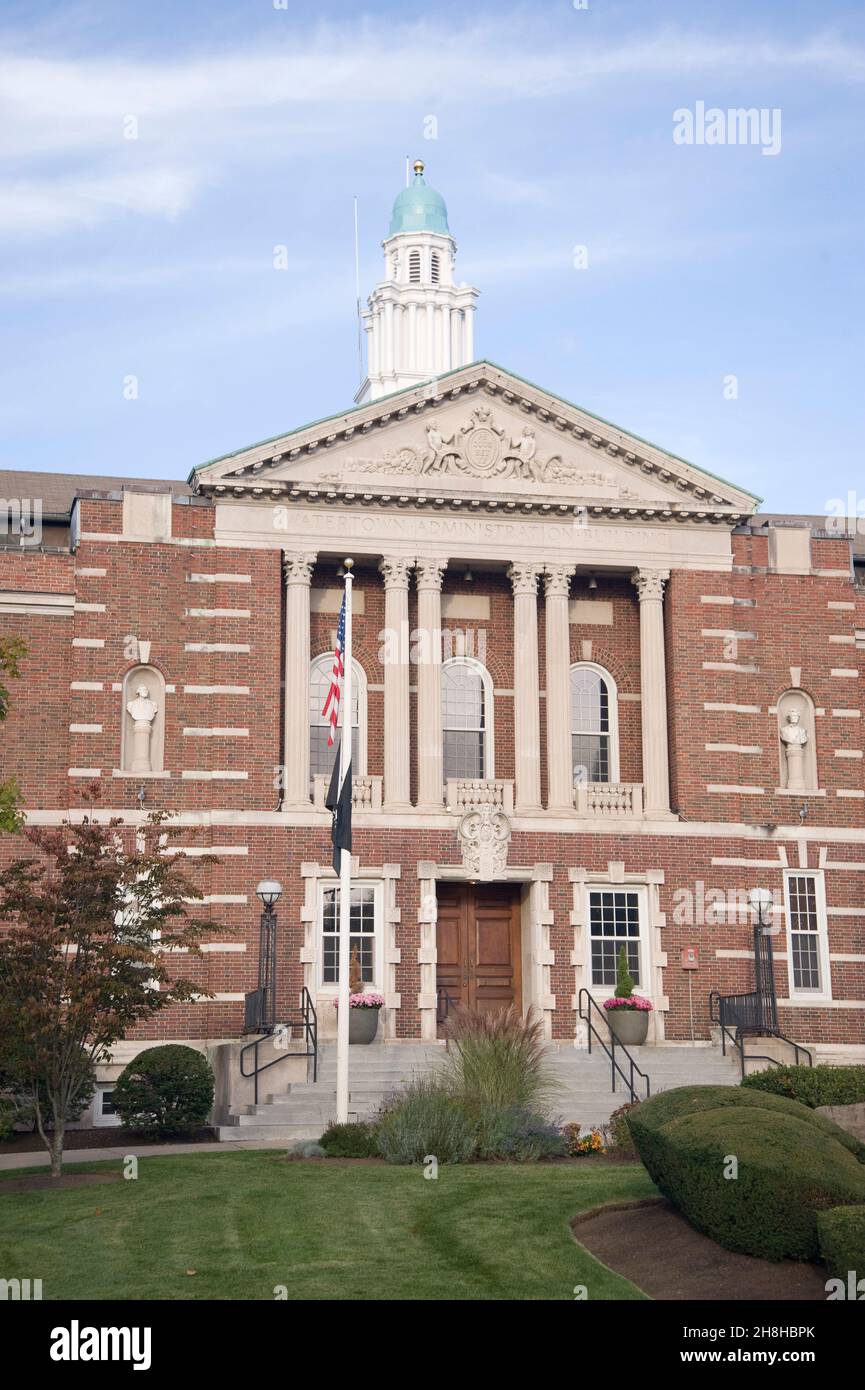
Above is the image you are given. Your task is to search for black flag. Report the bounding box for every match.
[325,746,352,874]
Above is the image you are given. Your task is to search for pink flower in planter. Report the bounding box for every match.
[332,992,385,1010]
[602,995,653,1011]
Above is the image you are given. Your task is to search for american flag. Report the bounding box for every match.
[321,592,346,746]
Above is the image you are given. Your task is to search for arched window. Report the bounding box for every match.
[442,658,493,781]
[309,655,367,783]
[570,663,619,785]
[430,250,440,283]
[408,249,421,284]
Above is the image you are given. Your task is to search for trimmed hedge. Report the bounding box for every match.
[742,1064,865,1110]
[817,1206,865,1280]
[628,1085,865,1261]
[114,1045,214,1137]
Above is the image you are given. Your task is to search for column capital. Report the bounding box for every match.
[415,557,447,591]
[379,556,413,590]
[543,564,575,599]
[631,568,670,603]
[282,551,317,585]
[508,562,542,597]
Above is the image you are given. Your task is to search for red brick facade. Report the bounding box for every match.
[1,486,863,1057]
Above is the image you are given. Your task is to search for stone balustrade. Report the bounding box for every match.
[312,773,383,812]
[445,778,515,816]
[574,781,644,818]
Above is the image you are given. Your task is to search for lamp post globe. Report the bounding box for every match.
[256,879,283,909]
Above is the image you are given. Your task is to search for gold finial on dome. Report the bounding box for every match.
[413,159,425,176]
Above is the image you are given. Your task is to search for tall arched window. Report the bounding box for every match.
[430,250,440,283]
[442,658,493,781]
[309,655,367,783]
[408,249,421,283]
[570,663,619,785]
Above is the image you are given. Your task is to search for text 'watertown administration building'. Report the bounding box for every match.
[2,163,864,1122]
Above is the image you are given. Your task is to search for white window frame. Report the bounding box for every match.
[308,653,368,779]
[585,883,651,1000]
[569,662,620,784]
[93,1083,122,1128]
[783,870,832,1003]
[441,655,495,781]
[316,879,384,995]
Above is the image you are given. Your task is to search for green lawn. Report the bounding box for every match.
[0,1153,655,1300]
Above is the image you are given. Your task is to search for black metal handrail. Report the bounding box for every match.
[577,989,651,1104]
[709,990,813,1080]
[240,987,318,1105]
[437,986,456,1027]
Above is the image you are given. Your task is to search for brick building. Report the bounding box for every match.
[1,163,863,1122]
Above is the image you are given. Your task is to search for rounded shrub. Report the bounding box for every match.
[629,1085,865,1261]
[376,1078,477,1164]
[319,1121,380,1158]
[742,1064,865,1110]
[475,1107,565,1162]
[817,1205,865,1279]
[114,1045,214,1137]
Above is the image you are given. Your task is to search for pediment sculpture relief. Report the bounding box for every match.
[315,406,641,494]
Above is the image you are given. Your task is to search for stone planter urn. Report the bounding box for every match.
[349,1007,381,1045]
[605,1006,650,1047]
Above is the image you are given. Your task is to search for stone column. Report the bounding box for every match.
[282,551,317,808]
[632,568,671,817]
[379,557,413,809]
[415,558,447,810]
[544,565,575,812]
[507,563,543,812]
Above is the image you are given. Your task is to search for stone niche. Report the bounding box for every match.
[777,688,818,792]
[121,665,166,775]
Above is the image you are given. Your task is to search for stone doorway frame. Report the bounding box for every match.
[417,860,554,1042]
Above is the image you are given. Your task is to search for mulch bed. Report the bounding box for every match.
[0,1172,123,1193]
[0,1128,216,1154]
[571,1197,828,1300]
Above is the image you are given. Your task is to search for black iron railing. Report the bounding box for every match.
[240,987,318,1105]
[577,989,651,1104]
[709,990,812,1080]
[436,986,456,1027]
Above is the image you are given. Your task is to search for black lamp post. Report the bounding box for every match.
[748,887,778,1036]
[255,879,282,1033]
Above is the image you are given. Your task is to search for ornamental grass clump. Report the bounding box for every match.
[440,1005,559,1116]
[375,1076,477,1164]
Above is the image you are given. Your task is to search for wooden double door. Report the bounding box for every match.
[436,882,522,1016]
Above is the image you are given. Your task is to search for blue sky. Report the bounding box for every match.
[1,0,863,513]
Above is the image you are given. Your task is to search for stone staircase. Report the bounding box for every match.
[217,1039,739,1143]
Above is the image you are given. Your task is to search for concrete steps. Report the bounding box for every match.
[216,1039,740,1142]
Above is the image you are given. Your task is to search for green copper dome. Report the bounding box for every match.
[388,160,450,236]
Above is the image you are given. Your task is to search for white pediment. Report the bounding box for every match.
[194,363,759,519]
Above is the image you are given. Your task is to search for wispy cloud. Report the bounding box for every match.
[1,18,862,238]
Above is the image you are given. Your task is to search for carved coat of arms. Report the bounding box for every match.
[457,803,512,880]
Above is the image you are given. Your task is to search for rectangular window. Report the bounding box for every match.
[785,873,827,994]
[588,889,642,987]
[443,729,484,780]
[321,884,377,986]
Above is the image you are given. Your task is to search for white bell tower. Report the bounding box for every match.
[355,160,479,403]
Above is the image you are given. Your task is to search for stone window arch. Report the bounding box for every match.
[570,662,620,784]
[308,654,368,783]
[121,665,166,774]
[777,688,818,791]
[442,656,494,780]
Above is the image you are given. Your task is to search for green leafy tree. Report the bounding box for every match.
[0,798,218,1175]
[0,636,26,832]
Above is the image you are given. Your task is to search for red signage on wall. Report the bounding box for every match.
[681,947,699,970]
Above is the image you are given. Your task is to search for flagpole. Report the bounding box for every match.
[336,558,354,1124]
